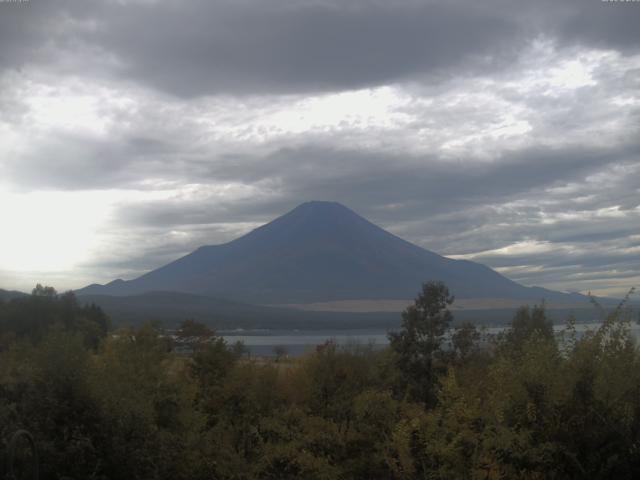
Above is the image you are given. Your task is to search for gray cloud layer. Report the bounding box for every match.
[2,0,639,96]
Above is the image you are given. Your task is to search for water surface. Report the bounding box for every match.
[221,322,640,357]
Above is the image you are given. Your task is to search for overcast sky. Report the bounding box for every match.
[0,0,639,297]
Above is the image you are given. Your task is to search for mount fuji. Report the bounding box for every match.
[77,201,585,307]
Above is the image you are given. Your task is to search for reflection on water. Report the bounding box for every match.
[221,322,640,357]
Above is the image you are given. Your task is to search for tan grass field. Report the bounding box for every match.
[267,297,591,313]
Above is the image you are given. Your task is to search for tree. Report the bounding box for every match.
[177,318,215,339]
[273,345,289,362]
[388,281,454,405]
[190,336,238,398]
[0,285,109,347]
[503,303,554,352]
[451,321,481,363]
[31,284,57,298]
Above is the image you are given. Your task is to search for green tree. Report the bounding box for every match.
[31,284,57,298]
[388,281,454,405]
[89,322,203,479]
[177,318,214,339]
[190,336,238,395]
[502,303,554,352]
[0,285,109,348]
[451,321,481,363]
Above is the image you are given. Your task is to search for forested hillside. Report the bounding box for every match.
[1,284,639,479]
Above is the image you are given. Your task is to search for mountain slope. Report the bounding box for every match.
[0,288,28,301]
[77,201,585,304]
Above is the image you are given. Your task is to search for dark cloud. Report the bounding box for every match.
[94,1,522,96]
[109,142,622,225]
[2,0,637,98]
[560,0,640,52]
[64,0,520,96]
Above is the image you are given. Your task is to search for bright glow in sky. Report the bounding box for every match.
[0,190,111,272]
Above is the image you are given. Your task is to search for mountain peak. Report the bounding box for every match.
[252,200,379,243]
[295,200,350,210]
[76,201,583,305]
[288,201,358,219]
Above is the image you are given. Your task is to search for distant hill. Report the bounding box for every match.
[76,291,400,330]
[77,201,589,306]
[76,291,604,329]
[0,288,28,301]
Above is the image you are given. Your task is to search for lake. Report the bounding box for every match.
[220,321,640,357]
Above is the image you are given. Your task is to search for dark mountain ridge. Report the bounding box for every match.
[77,201,586,305]
[76,290,610,330]
[0,288,29,301]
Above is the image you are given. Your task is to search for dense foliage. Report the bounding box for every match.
[1,283,639,479]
